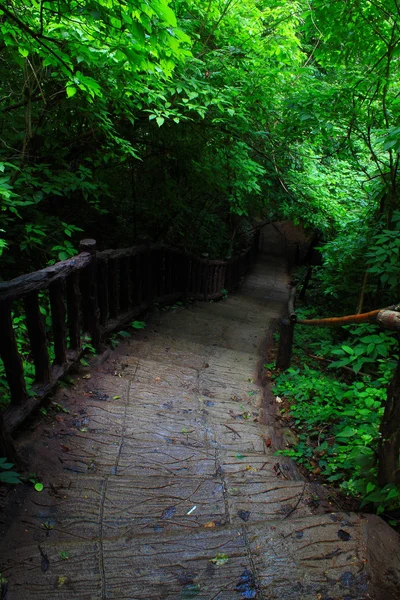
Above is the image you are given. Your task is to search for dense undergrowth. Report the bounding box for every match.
[268,292,400,520]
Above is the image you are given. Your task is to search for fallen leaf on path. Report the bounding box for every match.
[39,546,49,573]
[210,553,229,566]
[337,529,351,541]
[238,510,250,522]
[161,506,176,519]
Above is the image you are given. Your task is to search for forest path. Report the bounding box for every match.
[1,254,399,599]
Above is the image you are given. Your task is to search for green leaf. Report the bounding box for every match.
[66,85,77,98]
[336,427,354,438]
[0,471,22,484]
[34,482,44,492]
[342,346,354,355]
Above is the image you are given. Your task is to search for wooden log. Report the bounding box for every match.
[0,299,28,405]
[97,259,109,326]
[377,310,400,331]
[79,239,100,350]
[66,272,81,349]
[0,252,91,301]
[378,354,400,485]
[108,258,120,319]
[49,280,67,365]
[276,318,295,370]
[23,291,50,383]
[97,244,157,262]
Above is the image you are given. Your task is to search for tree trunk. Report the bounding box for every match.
[378,353,400,485]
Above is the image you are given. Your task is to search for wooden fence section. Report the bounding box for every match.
[0,234,259,437]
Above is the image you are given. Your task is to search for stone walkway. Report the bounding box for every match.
[1,254,399,599]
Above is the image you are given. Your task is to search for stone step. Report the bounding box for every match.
[2,513,398,599]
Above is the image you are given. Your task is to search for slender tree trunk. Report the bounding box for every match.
[378,352,400,486]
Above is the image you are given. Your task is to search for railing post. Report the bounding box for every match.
[97,259,109,326]
[24,291,51,383]
[66,271,81,349]
[79,239,101,351]
[276,286,297,370]
[0,299,28,405]
[276,318,295,370]
[49,279,67,365]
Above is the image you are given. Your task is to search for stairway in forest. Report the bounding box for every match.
[0,253,399,600]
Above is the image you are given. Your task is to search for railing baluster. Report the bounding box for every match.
[79,239,100,350]
[49,280,67,365]
[165,251,172,295]
[97,259,109,326]
[133,253,142,305]
[66,272,81,350]
[0,299,28,405]
[23,291,50,383]
[183,254,191,296]
[108,257,119,319]
[144,250,154,303]
[120,256,131,312]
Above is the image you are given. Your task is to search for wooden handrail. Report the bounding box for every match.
[0,235,259,441]
[0,252,92,301]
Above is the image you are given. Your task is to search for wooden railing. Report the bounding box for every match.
[0,234,259,442]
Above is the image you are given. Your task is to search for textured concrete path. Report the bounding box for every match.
[1,254,400,599]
